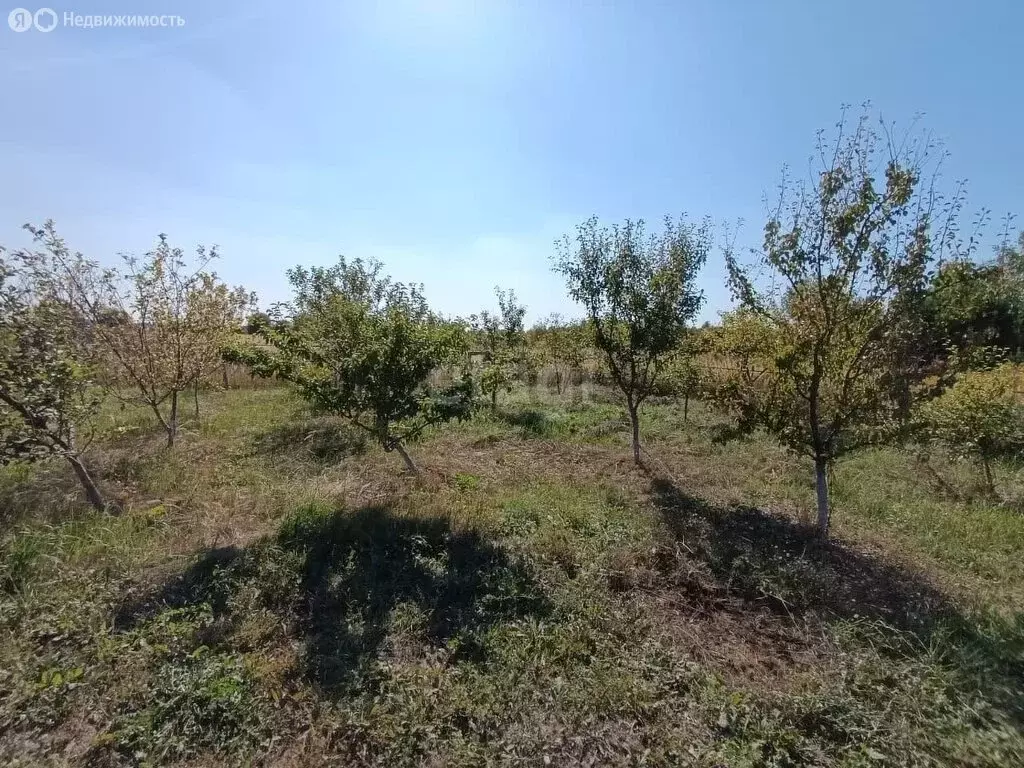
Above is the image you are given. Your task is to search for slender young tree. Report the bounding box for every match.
[554,214,710,464]
[228,257,474,474]
[663,340,706,422]
[20,223,251,448]
[472,288,527,410]
[723,107,961,537]
[0,249,106,510]
[532,314,588,395]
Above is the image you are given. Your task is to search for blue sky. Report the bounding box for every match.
[1,0,1021,323]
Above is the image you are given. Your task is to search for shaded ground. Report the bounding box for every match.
[251,418,367,465]
[649,477,1024,727]
[115,505,551,695]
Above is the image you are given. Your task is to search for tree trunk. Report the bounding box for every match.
[222,364,229,390]
[490,388,497,411]
[627,399,641,465]
[683,392,689,422]
[167,389,179,448]
[915,452,962,501]
[65,454,106,511]
[393,441,420,475]
[814,456,830,537]
[193,380,200,419]
[982,457,996,498]
[555,372,562,395]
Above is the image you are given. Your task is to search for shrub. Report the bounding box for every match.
[919,363,1024,495]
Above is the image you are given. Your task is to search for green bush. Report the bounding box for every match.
[919,363,1024,494]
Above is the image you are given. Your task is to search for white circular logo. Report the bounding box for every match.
[34,7,57,32]
[8,7,33,31]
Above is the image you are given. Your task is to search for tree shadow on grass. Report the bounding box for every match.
[650,477,1024,725]
[251,418,367,464]
[494,407,554,438]
[702,421,751,446]
[115,505,551,695]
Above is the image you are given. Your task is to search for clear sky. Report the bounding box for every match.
[1,1,1021,323]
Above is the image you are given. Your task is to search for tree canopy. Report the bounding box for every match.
[228,257,474,474]
[722,108,957,536]
[554,214,710,464]
[0,246,105,509]
[19,222,251,447]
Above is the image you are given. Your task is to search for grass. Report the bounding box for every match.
[1,383,1022,766]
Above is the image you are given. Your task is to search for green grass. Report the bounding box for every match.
[1,384,1022,766]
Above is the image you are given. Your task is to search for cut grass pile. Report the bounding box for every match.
[1,386,1022,766]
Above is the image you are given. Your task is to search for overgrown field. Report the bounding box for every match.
[1,385,1022,767]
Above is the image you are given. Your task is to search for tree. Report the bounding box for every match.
[243,310,273,335]
[554,215,710,464]
[471,288,527,410]
[920,230,1024,367]
[20,223,252,447]
[918,363,1024,497]
[723,108,958,537]
[704,310,789,434]
[227,257,473,474]
[661,343,704,421]
[532,314,588,395]
[0,248,106,510]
